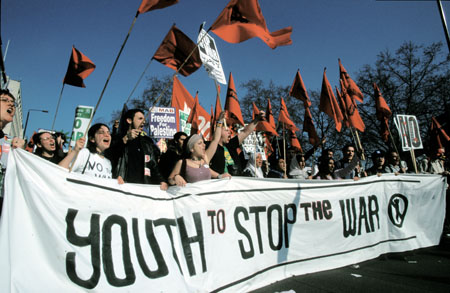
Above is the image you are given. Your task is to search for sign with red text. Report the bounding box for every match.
[394,115,423,151]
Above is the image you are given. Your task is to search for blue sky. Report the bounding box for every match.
[3,0,449,139]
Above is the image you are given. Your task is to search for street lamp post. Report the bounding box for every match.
[23,109,48,139]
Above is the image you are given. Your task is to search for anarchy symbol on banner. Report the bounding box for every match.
[388,194,408,228]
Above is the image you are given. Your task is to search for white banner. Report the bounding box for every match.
[0,150,446,292]
[198,28,227,85]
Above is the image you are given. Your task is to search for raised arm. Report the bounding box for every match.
[205,111,225,164]
[58,137,86,169]
[237,111,265,144]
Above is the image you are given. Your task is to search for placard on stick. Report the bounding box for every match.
[394,114,423,151]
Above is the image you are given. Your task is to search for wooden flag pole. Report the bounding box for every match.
[125,57,154,104]
[353,130,366,161]
[51,84,65,131]
[410,148,419,174]
[387,127,401,157]
[254,132,258,178]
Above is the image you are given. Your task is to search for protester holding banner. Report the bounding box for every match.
[159,131,187,180]
[313,150,361,180]
[168,133,230,186]
[268,158,288,179]
[209,111,266,176]
[289,153,311,179]
[242,152,265,178]
[335,144,361,179]
[0,89,24,216]
[59,123,116,179]
[366,150,388,176]
[384,151,407,174]
[428,147,449,175]
[32,132,66,164]
[111,109,167,190]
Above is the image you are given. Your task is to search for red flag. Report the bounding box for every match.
[339,59,363,103]
[373,83,391,142]
[264,133,274,158]
[335,86,350,128]
[340,79,365,132]
[63,46,95,88]
[303,106,320,146]
[153,24,202,77]
[430,116,450,149]
[187,93,201,135]
[225,72,245,126]
[319,69,344,132]
[171,75,195,111]
[214,89,222,124]
[278,97,298,131]
[289,69,311,107]
[266,98,277,132]
[253,102,278,136]
[210,0,292,49]
[187,93,211,138]
[379,117,390,142]
[289,129,303,152]
[373,83,391,120]
[138,0,178,14]
[210,105,215,135]
[171,76,211,138]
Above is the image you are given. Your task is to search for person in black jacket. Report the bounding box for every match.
[158,131,187,180]
[111,109,167,190]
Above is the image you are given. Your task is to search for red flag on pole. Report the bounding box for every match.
[187,92,211,138]
[373,83,392,142]
[289,69,311,107]
[171,75,194,111]
[214,89,222,124]
[266,98,277,132]
[430,116,450,150]
[303,106,320,146]
[289,129,302,152]
[278,97,298,131]
[264,133,274,158]
[339,58,363,103]
[340,79,365,132]
[153,24,202,77]
[187,93,201,135]
[252,102,278,136]
[138,0,179,14]
[373,83,391,120]
[210,0,292,49]
[319,68,344,132]
[335,86,350,128]
[63,46,96,88]
[225,72,245,126]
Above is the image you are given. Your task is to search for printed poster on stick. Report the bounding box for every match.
[70,105,93,148]
[394,115,423,151]
[149,107,177,139]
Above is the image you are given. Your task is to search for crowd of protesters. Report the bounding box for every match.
[0,89,449,222]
